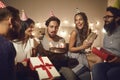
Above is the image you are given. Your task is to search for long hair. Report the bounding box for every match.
[74,12,89,43]
[16,18,35,42]
[5,6,21,40]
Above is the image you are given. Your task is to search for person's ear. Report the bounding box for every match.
[115,17,120,22]
[115,17,120,25]
[8,17,12,28]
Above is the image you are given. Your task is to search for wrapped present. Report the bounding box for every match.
[30,56,60,80]
[92,47,115,61]
[86,32,97,43]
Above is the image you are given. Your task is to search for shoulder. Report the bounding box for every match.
[12,40,23,47]
[70,29,77,37]
[0,36,7,42]
[0,36,12,46]
[56,35,64,39]
[56,35,65,42]
[0,36,16,55]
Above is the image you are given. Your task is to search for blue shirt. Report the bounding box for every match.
[0,36,16,80]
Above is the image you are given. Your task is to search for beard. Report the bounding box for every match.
[104,19,117,36]
[48,33,54,38]
[47,32,56,38]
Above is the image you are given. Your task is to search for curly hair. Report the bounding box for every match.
[74,12,89,43]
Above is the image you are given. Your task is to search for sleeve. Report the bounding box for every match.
[8,42,16,80]
[103,35,106,48]
[59,38,66,43]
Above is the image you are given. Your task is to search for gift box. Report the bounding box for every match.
[92,47,115,61]
[86,32,97,43]
[30,56,60,80]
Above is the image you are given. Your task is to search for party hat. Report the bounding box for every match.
[0,1,6,8]
[49,10,55,17]
[20,10,28,21]
[113,0,120,9]
[75,8,80,13]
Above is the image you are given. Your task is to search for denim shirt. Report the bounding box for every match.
[103,26,120,57]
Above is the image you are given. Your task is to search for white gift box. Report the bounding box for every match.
[30,57,60,80]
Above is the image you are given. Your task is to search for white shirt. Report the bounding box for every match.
[13,38,34,63]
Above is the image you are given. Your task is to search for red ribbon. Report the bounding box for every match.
[30,56,53,79]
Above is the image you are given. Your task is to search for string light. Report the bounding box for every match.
[63,20,69,24]
[96,21,100,26]
[102,28,106,34]
[89,22,94,27]
[72,23,75,27]
[35,22,41,28]
[59,31,67,37]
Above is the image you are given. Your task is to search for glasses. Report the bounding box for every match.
[103,15,114,19]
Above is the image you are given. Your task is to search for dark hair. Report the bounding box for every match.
[21,18,35,31]
[6,6,20,19]
[17,18,35,41]
[107,7,120,25]
[0,8,11,21]
[107,7,120,17]
[5,6,21,40]
[45,16,60,27]
[74,12,89,43]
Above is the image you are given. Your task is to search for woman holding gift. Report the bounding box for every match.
[12,10,37,63]
[11,10,39,80]
[68,12,102,80]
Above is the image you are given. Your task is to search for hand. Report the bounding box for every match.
[82,40,92,49]
[108,57,120,63]
[21,61,27,67]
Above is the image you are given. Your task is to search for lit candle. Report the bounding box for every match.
[60,42,65,48]
[56,44,59,48]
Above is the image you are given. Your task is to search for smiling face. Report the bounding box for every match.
[47,21,59,38]
[103,11,117,35]
[25,23,34,36]
[104,11,114,25]
[74,14,85,30]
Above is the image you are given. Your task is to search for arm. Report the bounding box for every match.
[8,42,16,80]
[108,56,120,63]
[69,30,91,53]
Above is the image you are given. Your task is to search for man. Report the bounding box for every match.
[92,7,120,80]
[0,6,16,80]
[37,16,77,80]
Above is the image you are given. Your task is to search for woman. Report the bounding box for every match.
[12,15,39,80]
[13,18,36,63]
[68,12,102,80]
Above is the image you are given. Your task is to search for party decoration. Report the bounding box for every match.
[20,10,28,21]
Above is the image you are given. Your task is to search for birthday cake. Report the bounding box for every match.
[49,47,66,54]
